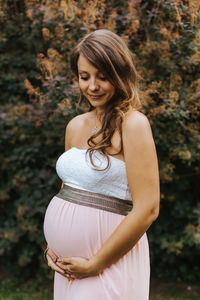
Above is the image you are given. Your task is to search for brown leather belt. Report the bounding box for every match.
[56,184,133,216]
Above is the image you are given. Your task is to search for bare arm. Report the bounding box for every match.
[89,112,160,270]
[57,111,160,278]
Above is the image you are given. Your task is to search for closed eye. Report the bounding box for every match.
[80,76,89,81]
[79,74,107,81]
[99,76,107,81]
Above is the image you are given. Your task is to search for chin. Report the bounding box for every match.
[89,100,109,109]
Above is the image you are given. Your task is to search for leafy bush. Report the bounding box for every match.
[0,0,199,282]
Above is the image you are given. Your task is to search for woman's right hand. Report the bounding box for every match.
[46,248,72,279]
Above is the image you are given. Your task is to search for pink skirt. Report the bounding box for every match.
[43,195,150,300]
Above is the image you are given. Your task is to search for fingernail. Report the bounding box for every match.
[57,258,62,262]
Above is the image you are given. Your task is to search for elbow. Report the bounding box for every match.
[151,206,159,222]
[133,195,160,224]
[150,190,160,222]
[149,199,160,223]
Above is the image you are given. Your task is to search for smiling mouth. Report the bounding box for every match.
[88,94,105,99]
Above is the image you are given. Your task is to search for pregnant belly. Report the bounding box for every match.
[43,196,124,259]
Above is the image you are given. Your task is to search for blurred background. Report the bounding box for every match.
[0,0,199,299]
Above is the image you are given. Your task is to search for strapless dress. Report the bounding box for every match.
[43,147,150,300]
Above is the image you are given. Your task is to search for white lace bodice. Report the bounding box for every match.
[56,147,132,201]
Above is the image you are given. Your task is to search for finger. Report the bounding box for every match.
[47,256,72,279]
[60,257,73,264]
[47,255,65,274]
[66,274,74,280]
[62,272,72,279]
[56,262,73,273]
[47,248,57,263]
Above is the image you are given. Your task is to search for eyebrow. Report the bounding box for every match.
[78,71,89,74]
[78,70,104,76]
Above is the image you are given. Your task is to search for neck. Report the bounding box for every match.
[94,108,104,121]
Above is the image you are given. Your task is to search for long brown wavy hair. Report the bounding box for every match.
[70,29,141,169]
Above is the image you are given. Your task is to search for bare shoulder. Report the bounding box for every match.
[67,113,87,129]
[66,111,92,133]
[122,110,158,179]
[123,110,152,137]
[122,109,156,160]
[65,112,91,150]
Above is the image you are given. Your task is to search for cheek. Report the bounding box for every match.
[79,81,87,93]
[107,84,115,96]
[104,81,115,91]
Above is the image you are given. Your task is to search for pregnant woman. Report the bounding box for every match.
[43,29,160,300]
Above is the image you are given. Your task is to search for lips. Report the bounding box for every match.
[88,94,105,99]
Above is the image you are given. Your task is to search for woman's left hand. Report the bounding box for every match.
[56,256,101,279]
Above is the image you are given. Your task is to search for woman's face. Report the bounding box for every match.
[77,54,115,110]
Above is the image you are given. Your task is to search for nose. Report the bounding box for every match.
[89,78,99,91]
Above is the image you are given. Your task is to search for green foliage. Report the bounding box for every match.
[0,278,52,300]
[0,0,200,282]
